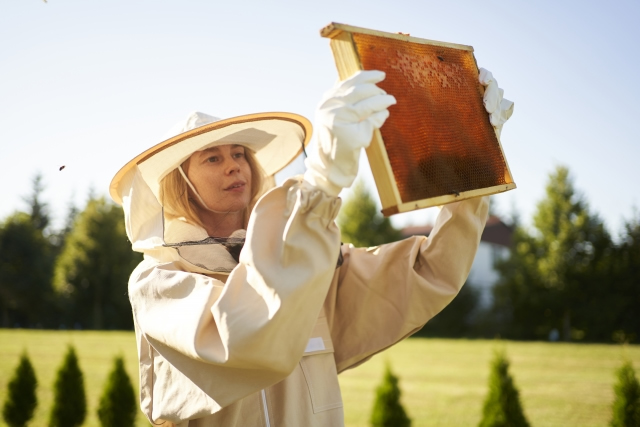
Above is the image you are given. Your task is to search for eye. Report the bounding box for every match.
[206,156,219,163]
[232,147,246,159]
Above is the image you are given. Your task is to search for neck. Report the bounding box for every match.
[198,208,245,238]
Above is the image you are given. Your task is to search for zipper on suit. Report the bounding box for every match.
[261,389,271,427]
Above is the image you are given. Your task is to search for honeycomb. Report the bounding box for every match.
[352,33,510,203]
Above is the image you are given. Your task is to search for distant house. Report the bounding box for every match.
[401,215,513,308]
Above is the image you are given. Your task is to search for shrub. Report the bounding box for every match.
[97,355,137,427]
[370,363,411,427]
[611,360,640,427]
[479,350,530,427]
[49,345,86,427]
[2,351,38,427]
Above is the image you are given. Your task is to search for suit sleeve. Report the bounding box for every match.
[128,178,341,415]
[323,196,489,373]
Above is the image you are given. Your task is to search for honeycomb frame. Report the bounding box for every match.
[321,22,516,216]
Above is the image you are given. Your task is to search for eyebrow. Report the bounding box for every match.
[200,144,244,154]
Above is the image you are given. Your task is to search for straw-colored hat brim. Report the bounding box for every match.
[109,112,312,205]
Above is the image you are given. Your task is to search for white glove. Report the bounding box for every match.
[304,70,397,197]
[479,68,514,139]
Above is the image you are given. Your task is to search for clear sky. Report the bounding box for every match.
[1,0,639,236]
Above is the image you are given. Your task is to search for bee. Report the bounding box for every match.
[59,165,65,171]
[437,56,444,61]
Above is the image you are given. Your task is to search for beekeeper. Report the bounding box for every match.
[109,69,513,427]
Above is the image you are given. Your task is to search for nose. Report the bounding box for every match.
[224,157,241,175]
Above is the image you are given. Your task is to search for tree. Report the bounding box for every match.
[533,166,611,340]
[611,360,640,427]
[338,180,402,247]
[49,196,80,256]
[0,212,55,327]
[49,346,86,427]
[479,350,530,427]
[604,217,640,343]
[97,355,136,427]
[370,363,411,427]
[492,166,612,341]
[23,173,50,232]
[2,352,38,427]
[0,173,58,328]
[54,196,142,329]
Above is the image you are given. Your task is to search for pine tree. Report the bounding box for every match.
[370,363,411,427]
[97,355,137,427]
[23,173,50,232]
[492,165,612,341]
[479,351,530,427]
[2,352,38,427]
[611,360,640,427]
[49,346,86,427]
[54,196,142,329]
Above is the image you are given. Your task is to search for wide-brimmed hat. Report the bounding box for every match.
[109,111,312,205]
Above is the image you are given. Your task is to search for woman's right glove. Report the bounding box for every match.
[479,68,514,139]
[303,70,397,197]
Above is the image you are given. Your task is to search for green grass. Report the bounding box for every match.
[0,330,147,427]
[1,330,638,426]
[340,339,640,427]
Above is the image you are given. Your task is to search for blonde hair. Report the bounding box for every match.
[159,149,272,230]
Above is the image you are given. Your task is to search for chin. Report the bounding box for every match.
[214,200,250,213]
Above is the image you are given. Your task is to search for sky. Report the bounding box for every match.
[1,0,639,236]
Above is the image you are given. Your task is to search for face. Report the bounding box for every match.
[183,144,253,214]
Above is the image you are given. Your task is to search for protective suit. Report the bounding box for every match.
[112,70,511,426]
[126,176,487,426]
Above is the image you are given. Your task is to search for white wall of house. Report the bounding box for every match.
[467,241,510,308]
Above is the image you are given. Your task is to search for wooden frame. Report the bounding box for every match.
[320,22,516,216]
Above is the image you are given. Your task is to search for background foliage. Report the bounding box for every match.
[479,350,530,427]
[48,346,86,427]
[611,360,640,427]
[0,174,140,330]
[54,197,141,330]
[370,363,411,427]
[338,180,402,248]
[96,355,136,427]
[2,351,37,427]
[0,165,638,342]
[491,166,640,342]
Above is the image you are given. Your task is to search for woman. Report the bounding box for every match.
[110,69,512,426]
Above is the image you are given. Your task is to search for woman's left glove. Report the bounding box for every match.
[304,70,397,197]
[479,68,514,139]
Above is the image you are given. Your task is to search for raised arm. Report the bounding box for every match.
[324,196,489,372]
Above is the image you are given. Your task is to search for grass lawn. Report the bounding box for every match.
[0,330,638,426]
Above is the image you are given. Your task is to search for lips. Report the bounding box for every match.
[224,181,246,191]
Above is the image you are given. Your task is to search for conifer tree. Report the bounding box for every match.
[49,346,86,427]
[54,196,141,329]
[2,352,38,427]
[492,166,611,341]
[611,360,640,427]
[97,355,137,427]
[370,363,411,427]
[479,351,530,427]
